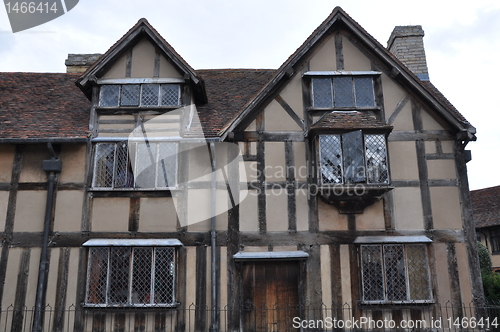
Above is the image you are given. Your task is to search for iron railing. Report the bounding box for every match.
[1,301,500,332]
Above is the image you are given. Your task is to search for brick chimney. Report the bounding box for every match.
[387,26,429,81]
[65,54,102,73]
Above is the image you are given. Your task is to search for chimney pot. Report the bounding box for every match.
[387,25,429,81]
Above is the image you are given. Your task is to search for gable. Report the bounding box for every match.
[101,37,184,80]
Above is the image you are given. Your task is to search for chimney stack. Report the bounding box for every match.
[65,54,102,73]
[387,26,429,81]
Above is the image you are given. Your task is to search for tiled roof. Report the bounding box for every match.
[0,73,91,140]
[472,185,500,228]
[194,69,275,137]
[310,111,392,131]
[0,69,275,140]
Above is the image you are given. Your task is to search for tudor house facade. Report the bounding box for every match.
[0,7,483,332]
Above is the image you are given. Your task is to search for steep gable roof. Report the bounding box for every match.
[219,7,474,139]
[76,18,207,103]
[472,186,500,229]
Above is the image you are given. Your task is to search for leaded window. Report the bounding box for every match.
[92,141,178,189]
[85,247,177,307]
[491,230,500,254]
[99,84,181,107]
[319,131,389,185]
[311,76,376,108]
[360,244,432,303]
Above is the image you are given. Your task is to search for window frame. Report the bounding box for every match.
[491,230,500,254]
[304,71,381,111]
[359,243,433,304]
[317,131,390,186]
[98,83,182,108]
[91,140,179,191]
[83,240,181,308]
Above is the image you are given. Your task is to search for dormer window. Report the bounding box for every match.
[99,83,181,108]
[304,71,379,110]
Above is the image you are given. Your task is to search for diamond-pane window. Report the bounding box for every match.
[364,134,389,184]
[310,75,376,108]
[333,76,355,107]
[93,142,178,189]
[319,132,389,185]
[319,135,342,184]
[99,85,120,107]
[120,85,140,106]
[361,244,432,303]
[85,246,177,307]
[354,77,375,107]
[312,78,333,108]
[141,84,160,106]
[161,84,181,106]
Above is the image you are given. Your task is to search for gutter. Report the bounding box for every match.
[32,143,62,332]
[208,142,219,332]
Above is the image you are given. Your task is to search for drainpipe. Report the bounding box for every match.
[208,142,219,332]
[32,143,62,332]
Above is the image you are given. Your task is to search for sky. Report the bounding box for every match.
[0,0,499,190]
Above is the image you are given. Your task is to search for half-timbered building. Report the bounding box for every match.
[0,7,483,331]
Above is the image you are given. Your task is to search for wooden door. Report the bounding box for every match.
[242,261,300,332]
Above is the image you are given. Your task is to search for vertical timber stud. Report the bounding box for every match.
[195,245,207,332]
[454,140,486,312]
[335,33,344,71]
[227,138,241,332]
[256,112,266,233]
[285,140,297,232]
[447,242,463,317]
[303,244,322,328]
[53,247,70,332]
[412,102,433,230]
[33,144,62,332]
[0,145,23,311]
[330,244,343,320]
[176,246,187,332]
[12,249,31,332]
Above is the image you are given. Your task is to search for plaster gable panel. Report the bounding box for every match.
[356,200,385,230]
[139,197,178,232]
[266,190,288,232]
[433,243,452,304]
[265,142,286,181]
[186,189,211,232]
[293,142,307,182]
[455,243,473,305]
[320,245,332,307]
[45,248,60,307]
[14,191,46,232]
[441,140,454,154]
[309,34,336,71]
[430,187,463,230]
[91,197,129,232]
[381,74,407,122]
[318,199,348,231]
[421,107,445,130]
[59,144,87,183]
[19,145,51,183]
[131,37,156,78]
[66,248,80,308]
[0,192,8,232]
[388,141,419,180]
[244,119,256,132]
[25,248,41,309]
[425,141,436,154]
[427,159,457,180]
[239,192,258,232]
[296,190,309,231]
[54,191,84,232]
[279,73,305,121]
[0,145,14,183]
[101,52,127,79]
[264,99,302,131]
[2,248,20,309]
[159,55,183,78]
[389,102,413,131]
[342,37,371,71]
[393,187,424,230]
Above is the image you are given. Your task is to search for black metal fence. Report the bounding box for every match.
[2,302,500,332]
